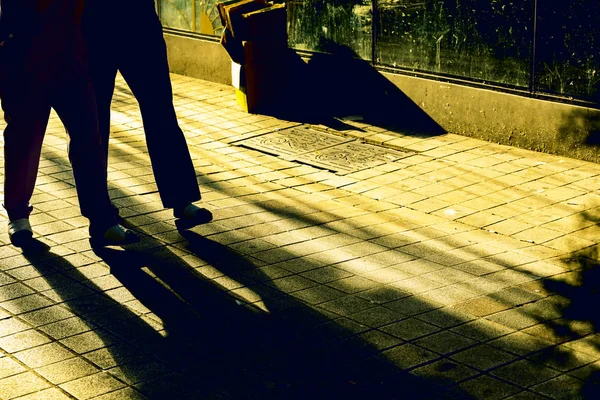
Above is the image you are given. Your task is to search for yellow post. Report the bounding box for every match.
[191,0,197,32]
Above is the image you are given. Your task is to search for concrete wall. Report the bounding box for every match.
[383,73,600,163]
[165,33,600,163]
[164,33,232,85]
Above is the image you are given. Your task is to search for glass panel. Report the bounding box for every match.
[288,0,373,60]
[376,0,534,87]
[535,0,600,101]
[158,0,224,36]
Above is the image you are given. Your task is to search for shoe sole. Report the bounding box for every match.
[10,230,33,248]
[175,208,213,230]
[89,232,141,248]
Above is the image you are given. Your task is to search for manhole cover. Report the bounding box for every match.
[235,126,415,173]
[296,141,414,173]
[236,127,352,158]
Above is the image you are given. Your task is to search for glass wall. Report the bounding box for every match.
[376,0,534,88]
[158,0,225,36]
[535,0,599,101]
[287,0,372,60]
[157,0,600,103]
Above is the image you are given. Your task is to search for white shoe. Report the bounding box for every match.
[8,218,33,246]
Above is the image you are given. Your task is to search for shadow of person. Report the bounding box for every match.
[91,231,465,399]
[21,240,249,398]
[172,230,466,399]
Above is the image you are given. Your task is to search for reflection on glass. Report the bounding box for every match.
[288,0,372,60]
[535,0,599,100]
[156,0,599,103]
[376,0,534,87]
[159,0,224,36]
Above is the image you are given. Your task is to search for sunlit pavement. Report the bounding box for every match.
[1,73,600,399]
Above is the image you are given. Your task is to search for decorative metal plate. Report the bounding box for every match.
[235,126,415,173]
[236,127,352,158]
[296,141,414,173]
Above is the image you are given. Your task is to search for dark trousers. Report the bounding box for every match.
[85,12,201,209]
[1,72,114,226]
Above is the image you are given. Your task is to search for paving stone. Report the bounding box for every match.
[470,291,529,315]
[0,283,35,303]
[530,374,586,399]
[108,359,171,385]
[291,285,348,305]
[347,306,405,328]
[20,305,74,327]
[59,371,127,400]
[416,308,475,328]
[486,308,541,330]
[0,356,27,379]
[93,387,149,400]
[528,345,599,372]
[14,387,74,400]
[412,358,479,388]
[59,330,117,354]
[456,374,522,399]
[491,360,559,387]
[488,332,554,356]
[300,266,353,284]
[451,344,517,371]
[356,330,404,351]
[503,391,553,400]
[380,318,441,341]
[0,317,31,338]
[0,371,51,398]
[414,330,477,355]
[419,285,479,306]
[83,344,147,370]
[379,343,438,370]
[355,285,412,304]
[14,342,75,368]
[318,295,378,316]
[326,275,378,294]
[449,318,516,341]
[0,329,51,353]
[384,295,442,317]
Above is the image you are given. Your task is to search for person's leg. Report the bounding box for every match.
[1,85,51,245]
[117,14,202,212]
[84,38,121,218]
[85,39,119,160]
[51,73,139,246]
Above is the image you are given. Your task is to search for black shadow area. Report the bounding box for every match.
[18,233,467,399]
[98,230,467,399]
[538,207,600,398]
[541,241,600,399]
[256,42,446,138]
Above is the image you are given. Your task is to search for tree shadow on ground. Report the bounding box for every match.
[539,209,600,398]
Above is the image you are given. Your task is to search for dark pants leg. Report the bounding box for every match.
[1,83,50,221]
[117,17,201,209]
[86,54,118,161]
[50,75,115,229]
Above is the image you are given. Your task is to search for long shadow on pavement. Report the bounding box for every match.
[21,233,464,399]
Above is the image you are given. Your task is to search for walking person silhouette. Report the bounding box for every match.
[0,0,139,248]
[82,0,212,229]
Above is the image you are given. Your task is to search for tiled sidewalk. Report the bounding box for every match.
[0,73,600,399]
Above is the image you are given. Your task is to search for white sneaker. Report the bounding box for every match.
[8,218,33,246]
